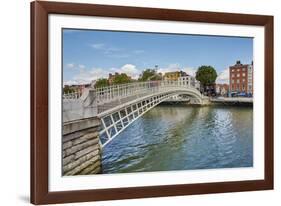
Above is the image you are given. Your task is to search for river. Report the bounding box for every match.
[102,105,253,174]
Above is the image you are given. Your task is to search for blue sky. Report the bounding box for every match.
[63,29,253,85]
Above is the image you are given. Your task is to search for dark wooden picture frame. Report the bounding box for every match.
[31,1,274,204]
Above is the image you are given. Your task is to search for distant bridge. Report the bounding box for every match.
[63,79,207,148]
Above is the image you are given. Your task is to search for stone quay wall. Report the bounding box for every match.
[62,117,102,176]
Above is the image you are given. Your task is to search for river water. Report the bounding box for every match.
[102,105,253,174]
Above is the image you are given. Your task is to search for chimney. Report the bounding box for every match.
[236,60,241,65]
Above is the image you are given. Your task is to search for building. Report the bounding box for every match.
[63,83,91,94]
[163,70,201,90]
[178,75,190,86]
[215,84,229,96]
[229,60,253,96]
[164,70,187,81]
[108,72,118,85]
[178,75,200,90]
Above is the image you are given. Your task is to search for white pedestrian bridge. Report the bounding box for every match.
[63,80,207,147]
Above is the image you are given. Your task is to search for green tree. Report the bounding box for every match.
[195,65,217,92]
[95,78,109,88]
[63,85,75,94]
[139,69,162,81]
[112,73,131,84]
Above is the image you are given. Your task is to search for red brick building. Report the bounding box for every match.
[229,61,253,95]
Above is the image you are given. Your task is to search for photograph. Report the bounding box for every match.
[62,29,254,176]
[29,1,274,204]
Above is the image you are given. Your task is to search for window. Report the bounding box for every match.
[237,79,240,83]
[242,73,246,77]
[242,84,245,91]
[237,69,240,72]
[237,73,240,77]
[232,79,234,84]
[232,74,235,77]
[232,69,235,72]
[242,78,246,82]
[242,68,246,71]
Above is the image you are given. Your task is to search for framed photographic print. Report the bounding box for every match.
[30,1,274,204]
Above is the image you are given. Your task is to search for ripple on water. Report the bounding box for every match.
[102,106,253,173]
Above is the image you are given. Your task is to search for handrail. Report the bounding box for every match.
[63,79,201,102]
[94,80,200,103]
[63,91,82,100]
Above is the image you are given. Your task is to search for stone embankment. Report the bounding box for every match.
[62,117,102,175]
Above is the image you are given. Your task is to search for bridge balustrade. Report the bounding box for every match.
[93,80,198,104]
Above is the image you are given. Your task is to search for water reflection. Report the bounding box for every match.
[102,105,253,174]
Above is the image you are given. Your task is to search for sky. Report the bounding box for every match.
[63,29,253,85]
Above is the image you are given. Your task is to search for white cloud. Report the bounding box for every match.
[64,64,141,85]
[158,64,197,77]
[183,67,197,77]
[66,63,75,69]
[91,43,105,49]
[116,64,140,79]
[64,63,202,86]
[72,67,109,84]
[63,80,80,86]
[216,68,229,84]
[167,63,181,71]
[158,63,181,74]
[65,63,86,70]
[91,43,127,58]
[103,47,121,53]
[91,43,119,53]
[78,64,85,69]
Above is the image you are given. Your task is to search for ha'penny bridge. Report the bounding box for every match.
[62,79,208,175]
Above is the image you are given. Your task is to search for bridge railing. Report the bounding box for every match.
[62,79,203,122]
[94,80,200,104]
[94,81,158,102]
[63,79,201,103]
[63,91,82,100]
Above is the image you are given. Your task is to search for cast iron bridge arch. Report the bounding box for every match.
[63,80,205,148]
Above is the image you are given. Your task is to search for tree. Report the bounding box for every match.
[95,78,109,88]
[112,73,131,84]
[63,85,75,94]
[138,69,162,81]
[195,65,217,93]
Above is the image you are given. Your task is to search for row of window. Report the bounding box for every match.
[231,68,246,72]
[231,85,253,91]
[232,79,246,83]
[232,86,246,91]
[231,73,246,77]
